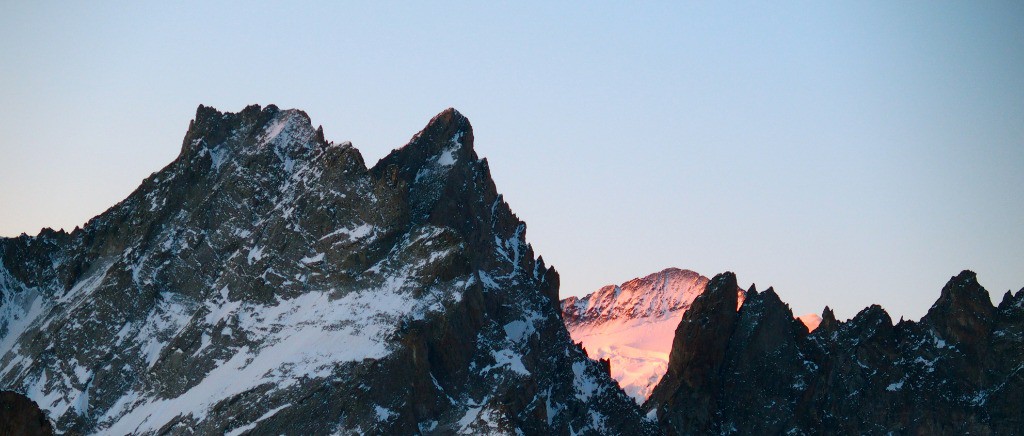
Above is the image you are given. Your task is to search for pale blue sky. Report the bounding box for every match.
[2,2,1022,320]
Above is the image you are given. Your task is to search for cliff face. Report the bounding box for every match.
[646,270,1024,435]
[0,105,649,435]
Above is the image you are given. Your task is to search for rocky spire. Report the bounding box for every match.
[646,271,741,433]
[818,305,839,332]
[922,270,996,350]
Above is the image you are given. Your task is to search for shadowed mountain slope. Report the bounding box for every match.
[0,105,650,435]
[646,271,1024,435]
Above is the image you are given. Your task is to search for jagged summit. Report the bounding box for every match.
[818,305,838,331]
[931,270,990,306]
[181,104,323,160]
[0,105,648,434]
[177,104,478,186]
[922,270,997,357]
[413,107,472,144]
[926,270,995,319]
[375,107,475,174]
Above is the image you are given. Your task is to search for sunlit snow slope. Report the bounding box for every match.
[561,268,740,403]
[797,313,822,332]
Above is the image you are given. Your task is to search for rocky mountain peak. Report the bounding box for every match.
[562,267,711,325]
[818,305,838,332]
[181,104,321,159]
[375,107,475,177]
[922,270,997,356]
[419,107,472,143]
[926,270,995,317]
[847,304,894,335]
[998,288,1024,312]
[0,105,650,434]
[699,272,742,317]
[741,287,804,332]
[732,285,808,349]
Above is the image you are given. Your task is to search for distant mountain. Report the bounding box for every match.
[561,268,737,403]
[646,271,1024,434]
[797,313,822,331]
[0,105,650,434]
[562,268,826,404]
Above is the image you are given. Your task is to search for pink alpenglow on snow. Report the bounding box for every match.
[562,268,824,404]
[797,313,823,332]
[560,268,744,404]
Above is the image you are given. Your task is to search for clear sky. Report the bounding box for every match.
[2,2,1022,321]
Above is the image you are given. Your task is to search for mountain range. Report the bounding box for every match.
[1,105,1020,434]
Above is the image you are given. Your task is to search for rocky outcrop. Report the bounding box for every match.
[0,105,649,435]
[0,390,53,436]
[645,273,744,433]
[646,270,1024,434]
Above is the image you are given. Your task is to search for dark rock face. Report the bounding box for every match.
[0,390,54,436]
[0,105,649,434]
[645,272,741,433]
[646,271,1024,434]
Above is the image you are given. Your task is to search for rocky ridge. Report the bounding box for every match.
[646,271,1024,434]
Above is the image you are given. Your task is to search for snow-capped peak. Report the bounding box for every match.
[561,268,743,404]
[797,313,822,332]
[562,268,711,325]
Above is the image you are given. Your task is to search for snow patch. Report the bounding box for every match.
[100,267,469,433]
[300,253,325,264]
[374,405,395,422]
[225,403,291,436]
[247,246,265,265]
[437,148,457,166]
[320,223,375,242]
